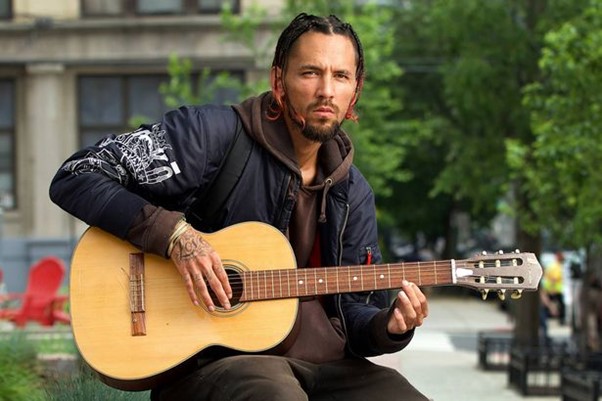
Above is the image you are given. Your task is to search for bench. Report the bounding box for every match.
[508,340,571,396]
[477,330,514,371]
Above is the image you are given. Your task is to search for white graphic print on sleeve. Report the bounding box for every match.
[62,123,180,186]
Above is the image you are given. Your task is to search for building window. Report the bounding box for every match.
[78,72,242,147]
[81,0,125,16]
[0,79,15,210]
[137,0,183,14]
[197,0,238,13]
[0,0,11,19]
[81,0,239,17]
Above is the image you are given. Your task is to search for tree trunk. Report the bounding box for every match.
[513,226,542,347]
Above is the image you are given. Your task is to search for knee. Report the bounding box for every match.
[215,356,308,401]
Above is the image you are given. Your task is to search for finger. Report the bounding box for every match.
[388,304,408,334]
[191,272,217,312]
[211,252,233,299]
[182,272,204,308]
[401,280,427,324]
[201,265,231,310]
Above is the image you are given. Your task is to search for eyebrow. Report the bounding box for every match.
[298,63,353,75]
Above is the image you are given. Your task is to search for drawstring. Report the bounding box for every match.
[318,177,333,223]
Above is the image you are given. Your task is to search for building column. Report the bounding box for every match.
[23,63,73,238]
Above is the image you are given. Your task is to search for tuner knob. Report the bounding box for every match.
[511,290,523,299]
[497,289,506,301]
[514,249,520,253]
[497,250,504,255]
[480,289,489,300]
[482,251,488,255]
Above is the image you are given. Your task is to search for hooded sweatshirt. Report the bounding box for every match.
[233,92,354,362]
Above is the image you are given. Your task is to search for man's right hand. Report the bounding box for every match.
[169,225,233,311]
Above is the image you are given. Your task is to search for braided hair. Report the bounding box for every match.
[269,13,365,122]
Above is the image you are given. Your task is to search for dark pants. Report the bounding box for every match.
[151,355,430,401]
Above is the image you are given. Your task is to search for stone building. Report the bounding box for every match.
[0,0,281,291]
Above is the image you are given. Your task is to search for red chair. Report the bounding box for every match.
[0,256,71,327]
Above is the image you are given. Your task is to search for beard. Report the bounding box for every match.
[286,100,341,144]
[301,120,341,143]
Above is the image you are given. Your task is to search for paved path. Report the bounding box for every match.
[370,293,570,401]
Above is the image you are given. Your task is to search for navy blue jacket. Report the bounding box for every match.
[49,97,412,357]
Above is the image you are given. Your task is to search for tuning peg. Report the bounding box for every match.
[497,250,504,255]
[511,290,523,299]
[497,289,506,301]
[480,289,489,300]
[514,249,520,253]
[481,251,488,255]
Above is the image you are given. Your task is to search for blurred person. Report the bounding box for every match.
[542,251,566,326]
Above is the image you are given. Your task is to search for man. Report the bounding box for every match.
[50,13,429,401]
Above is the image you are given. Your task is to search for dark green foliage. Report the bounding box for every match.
[44,368,150,401]
[0,334,45,401]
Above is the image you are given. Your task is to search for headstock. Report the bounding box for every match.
[454,250,543,300]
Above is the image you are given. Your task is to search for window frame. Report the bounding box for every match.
[77,70,243,147]
[0,0,12,20]
[0,78,16,210]
[80,0,240,17]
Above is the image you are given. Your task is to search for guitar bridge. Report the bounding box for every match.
[129,253,146,336]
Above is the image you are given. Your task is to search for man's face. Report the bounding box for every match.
[276,32,358,143]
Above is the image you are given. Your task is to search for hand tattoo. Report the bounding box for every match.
[173,229,210,261]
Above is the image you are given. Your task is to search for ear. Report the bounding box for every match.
[270,66,284,96]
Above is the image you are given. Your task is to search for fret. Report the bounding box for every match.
[336,267,340,294]
[278,270,282,298]
[271,270,275,299]
[317,269,324,295]
[248,271,253,301]
[347,266,351,292]
[387,264,391,288]
[360,266,364,291]
[373,264,377,290]
[299,269,307,295]
[433,262,438,285]
[287,270,291,297]
[417,261,421,285]
[314,269,318,295]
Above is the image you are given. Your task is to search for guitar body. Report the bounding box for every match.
[70,222,298,391]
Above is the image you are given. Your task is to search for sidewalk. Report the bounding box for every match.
[370,293,570,401]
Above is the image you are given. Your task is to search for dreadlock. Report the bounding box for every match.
[269,13,365,122]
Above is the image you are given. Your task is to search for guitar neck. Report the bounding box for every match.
[239,261,454,302]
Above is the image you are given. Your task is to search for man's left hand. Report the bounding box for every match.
[387,280,428,335]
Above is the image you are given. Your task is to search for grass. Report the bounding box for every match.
[0,330,150,401]
[44,368,151,401]
[0,333,46,401]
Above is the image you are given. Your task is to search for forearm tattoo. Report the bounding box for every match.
[173,229,211,261]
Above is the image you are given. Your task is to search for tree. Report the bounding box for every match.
[519,0,602,350]
[391,0,590,345]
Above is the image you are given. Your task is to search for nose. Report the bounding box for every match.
[317,75,335,99]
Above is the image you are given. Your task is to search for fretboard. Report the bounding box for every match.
[239,261,455,302]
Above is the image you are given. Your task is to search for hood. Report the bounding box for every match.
[232,92,354,188]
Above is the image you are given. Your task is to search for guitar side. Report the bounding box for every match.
[70,222,298,391]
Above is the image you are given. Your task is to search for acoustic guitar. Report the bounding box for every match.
[69,221,542,391]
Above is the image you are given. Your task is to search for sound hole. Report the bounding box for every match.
[208,265,244,312]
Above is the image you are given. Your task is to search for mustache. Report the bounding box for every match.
[310,100,338,112]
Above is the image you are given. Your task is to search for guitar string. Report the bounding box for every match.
[203,260,523,299]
